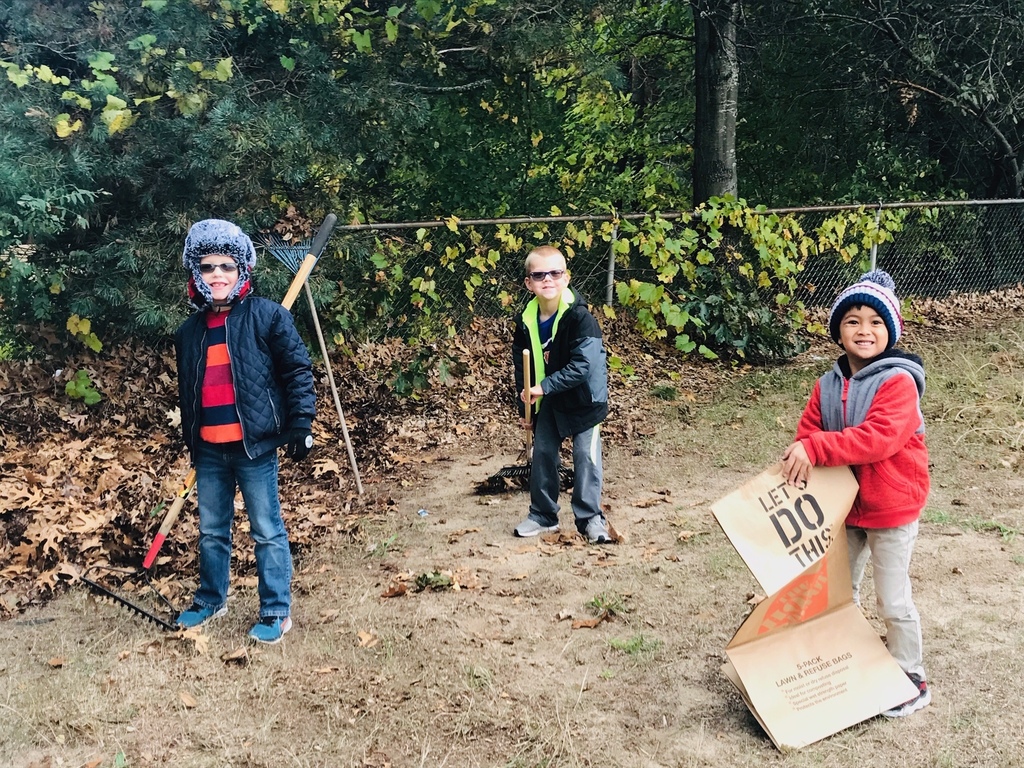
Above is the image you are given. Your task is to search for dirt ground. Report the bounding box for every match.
[4,313,1024,767]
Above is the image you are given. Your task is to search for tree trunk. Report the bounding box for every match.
[692,0,740,204]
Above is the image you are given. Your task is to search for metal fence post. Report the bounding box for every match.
[869,204,881,271]
[605,223,617,306]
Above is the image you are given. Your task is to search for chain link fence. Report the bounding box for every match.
[299,200,1024,344]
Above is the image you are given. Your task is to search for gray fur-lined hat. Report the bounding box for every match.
[182,219,256,304]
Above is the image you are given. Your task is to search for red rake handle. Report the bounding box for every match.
[142,468,196,569]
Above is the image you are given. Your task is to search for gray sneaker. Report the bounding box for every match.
[583,515,612,544]
[514,518,560,537]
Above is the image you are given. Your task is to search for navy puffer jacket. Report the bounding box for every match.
[176,295,315,460]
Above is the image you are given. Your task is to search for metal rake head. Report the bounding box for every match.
[257,233,312,275]
[80,567,179,632]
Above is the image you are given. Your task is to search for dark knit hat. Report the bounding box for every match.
[182,219,256,305]
[827,269,903,349]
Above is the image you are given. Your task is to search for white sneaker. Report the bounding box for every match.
[583,515,612,544]
[514,518,559,537]
[882,674,931,717]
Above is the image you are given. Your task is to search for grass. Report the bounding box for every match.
[607,633,662,658]
[921,509,1020,540]
[6,317,1024,767]
[585,591,629,617]
[367,532,399,558]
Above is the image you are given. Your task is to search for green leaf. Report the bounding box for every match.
[214,57,234,81]
[87,51,117,72]
[280,55,296,71]
[351,29,372,54]
[128,34,158,50]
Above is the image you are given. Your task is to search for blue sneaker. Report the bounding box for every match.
[248,616,292,644]
[176,603,227,629]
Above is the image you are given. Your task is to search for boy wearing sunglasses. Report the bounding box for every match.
[512,246,611,543]
[173,219,316,643]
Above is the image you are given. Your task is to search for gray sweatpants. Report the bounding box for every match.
[527,402,603,531]
[848,521,926,678]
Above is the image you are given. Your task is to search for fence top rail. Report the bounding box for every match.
[332,199,1024,233]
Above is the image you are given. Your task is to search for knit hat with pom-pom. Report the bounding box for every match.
[182,219,256,305]
[827,269,903,349]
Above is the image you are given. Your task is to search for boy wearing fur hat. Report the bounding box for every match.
[782,270,930,717]
[174,219,316,644]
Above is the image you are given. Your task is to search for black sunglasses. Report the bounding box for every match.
[527,269,566,281]
[199,262,239,274]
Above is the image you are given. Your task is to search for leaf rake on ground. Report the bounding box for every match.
[477,349,574,494]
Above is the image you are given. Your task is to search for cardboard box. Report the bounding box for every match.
[712,465,919,750]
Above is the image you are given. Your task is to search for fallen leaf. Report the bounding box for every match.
[357,630,379,648]
[634,496,669,508]
[381,582,407,598]
[572,611,608,630]
[47,657,65,668]
[220,647,249,665]
[179,691,198,708]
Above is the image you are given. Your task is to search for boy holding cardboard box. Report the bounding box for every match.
[781,269,931,718]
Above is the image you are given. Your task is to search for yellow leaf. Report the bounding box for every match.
[531,131,543,147]
[53,115,83,138]
[102,106,137,135]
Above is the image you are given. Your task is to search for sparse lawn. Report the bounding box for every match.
[3,316,1024,767]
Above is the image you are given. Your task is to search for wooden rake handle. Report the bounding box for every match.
[523,349,533,461]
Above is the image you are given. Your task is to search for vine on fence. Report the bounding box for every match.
[342,199,903,371]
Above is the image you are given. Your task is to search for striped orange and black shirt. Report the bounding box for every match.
[199,309,243,443]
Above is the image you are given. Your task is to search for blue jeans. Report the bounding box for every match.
[192,441,292,619]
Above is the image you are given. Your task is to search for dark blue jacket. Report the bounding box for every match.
[175,295,315,460]
[513,286,608,438]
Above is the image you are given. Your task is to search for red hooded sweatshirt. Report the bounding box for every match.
[794,350,929,528]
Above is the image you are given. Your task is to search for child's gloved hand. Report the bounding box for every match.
[286,427,314,460]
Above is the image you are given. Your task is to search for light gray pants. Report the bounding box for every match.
[528,403,603,532]
[848,521,925,678]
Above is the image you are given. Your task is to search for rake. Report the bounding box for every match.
[478,349,574,493]
[81,214,338,630]
[259,231,363,495]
